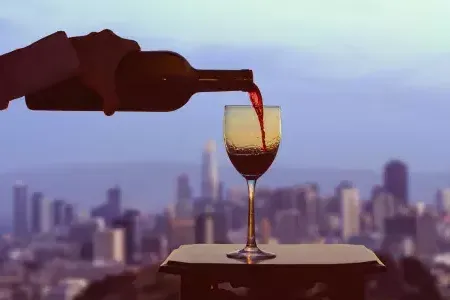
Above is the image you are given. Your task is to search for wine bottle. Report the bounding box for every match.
[24,51,254,112]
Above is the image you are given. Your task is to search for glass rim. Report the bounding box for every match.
[224,105,280,109]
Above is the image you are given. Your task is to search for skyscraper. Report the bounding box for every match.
[175,174,193,218]
[436,188,450,215]
[106,185,122,220]
[64,203,75,226]
[201,140,219,202]
[30,192,51,235]
[93,228,125,263]
[13,181,28,240]
[52,199,66,227]
[371,187,396,233]
[383,160,408,207]
[339,187,361,241]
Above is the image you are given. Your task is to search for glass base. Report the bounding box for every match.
[226,246,276,263]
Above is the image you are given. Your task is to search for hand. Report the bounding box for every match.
[0,94,7,110]
[70,30,140,116]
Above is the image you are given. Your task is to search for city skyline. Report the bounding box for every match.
[2,141,435,219]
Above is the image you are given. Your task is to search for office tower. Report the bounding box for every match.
[340,187,361,241]
[195,205,228,244]
[68,218,105,260]
[52,199,66,227]
[93,228,125,263]
[176,173,192,202]
[274,209,302,243]
[175,174,193,218]
[30,192,51,234]
[168,218,195,251]
[260,218,272,244]
[64,203,75,226]
[114,210,141,264]
[201,140,219,202]
[371,187,396,233]
[416,210,438,258]
[383,160,408,207]
[13,181,29,240]
[106,185,122,220]
[295,185,319,236]
[436,188,450,215]
[91,185,122,226]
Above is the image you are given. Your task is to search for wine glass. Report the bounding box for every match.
[224,105,281,261]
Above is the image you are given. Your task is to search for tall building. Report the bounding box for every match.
[416,212,439,258]
[201,140,219,202]
[383,160,408,207]
[93,228,125,263]
[175,174,193,218]
[340,187,361,241]
[194,205,228,244]
[30,192,51,235]
[168,218,195,251]
[260,218,272,244]
[371,187,396,233]
[64,203,75,226]
[436,188,450,215]
[113,209,141,264]
[91,185,122,226]
[13,181,28,240]
[106,185,122,220]
[52,199,66,227]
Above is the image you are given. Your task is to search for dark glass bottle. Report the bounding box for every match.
[24,51,254,112]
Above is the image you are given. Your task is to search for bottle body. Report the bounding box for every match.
[25,51,254,112]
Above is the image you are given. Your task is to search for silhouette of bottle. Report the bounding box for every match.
[25,51,254,112]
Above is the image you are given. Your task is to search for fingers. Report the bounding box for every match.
[99,29,141,53]
[0,101,8,110]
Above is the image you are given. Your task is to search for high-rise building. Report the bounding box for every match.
[260,218,272,244]
[91,185,122,226]
[436,188,450,215]
[195,205,228,244]
[13,181,29,240]
[52,199,66,227]
[30,192,51,235]
[176,174,192,202]
[201,140,219,202]
[383,160,408,207]
[175,174,193,218]
[113,209,142,264]
[168,218,195,251]
[371,187,396,233]
[106,185,122,220]
[64,203,75,226]
[416,210,438,258]
[93,228,125,263]
[339,187,361,241]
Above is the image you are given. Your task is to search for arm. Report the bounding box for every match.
[0,31,81,102]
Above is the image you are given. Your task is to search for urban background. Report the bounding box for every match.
[0,139,447,299]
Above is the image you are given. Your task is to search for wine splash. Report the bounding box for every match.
[248,85,267,151]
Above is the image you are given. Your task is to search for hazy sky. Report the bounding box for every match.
[2,0,450,172]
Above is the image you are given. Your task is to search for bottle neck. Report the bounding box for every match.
[195,69,254,92]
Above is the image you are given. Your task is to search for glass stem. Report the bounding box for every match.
[245,179,257,248]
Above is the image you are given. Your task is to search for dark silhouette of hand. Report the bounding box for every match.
[70,30,140,116]
[0,93,7,110]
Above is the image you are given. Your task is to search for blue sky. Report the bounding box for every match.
[2,0,450,172]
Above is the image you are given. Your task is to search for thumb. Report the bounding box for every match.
[97,79,120,116]
[0,100,9,111]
